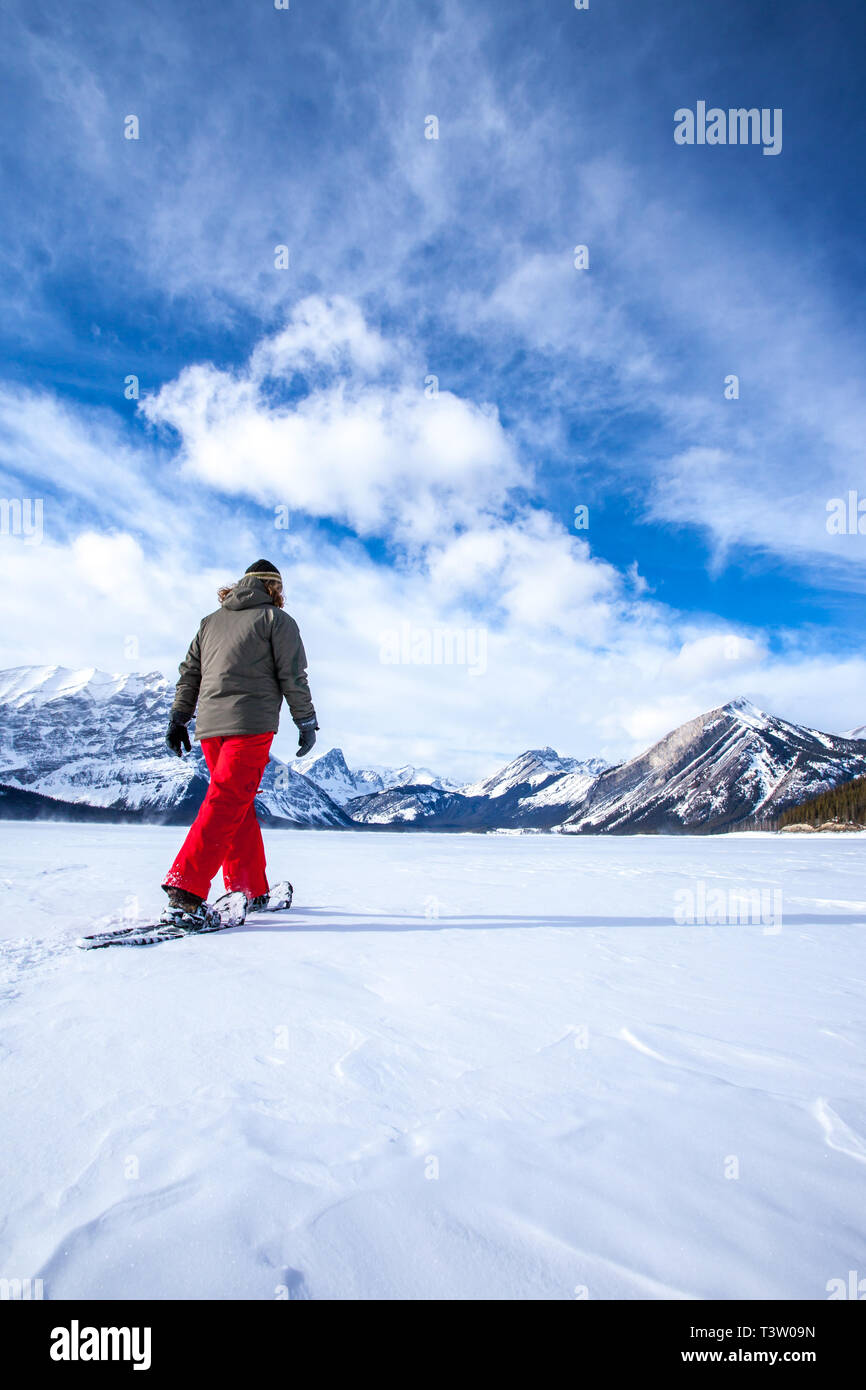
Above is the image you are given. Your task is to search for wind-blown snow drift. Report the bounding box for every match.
[1,824,865,1300]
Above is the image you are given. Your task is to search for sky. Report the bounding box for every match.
[0,0,865,778]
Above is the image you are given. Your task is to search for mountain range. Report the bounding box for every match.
[300,745,459,805]
[0,666,349,827]
[1,665,864,834]
[346,747,608,829]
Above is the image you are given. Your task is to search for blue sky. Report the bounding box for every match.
[0,0,865,776]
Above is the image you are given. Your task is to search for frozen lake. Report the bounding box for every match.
[1,823,865,1300]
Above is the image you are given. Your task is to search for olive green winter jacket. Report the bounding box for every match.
[170,577,317,740]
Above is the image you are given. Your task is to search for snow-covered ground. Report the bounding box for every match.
[1,824,865,1301]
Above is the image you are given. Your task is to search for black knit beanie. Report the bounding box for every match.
[244,559,282,580]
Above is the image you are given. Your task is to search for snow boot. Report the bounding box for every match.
[163,886,203,913]
[160,885,221,932]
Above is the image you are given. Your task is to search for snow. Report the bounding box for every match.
[726,696,770,731]
[462,748,606,800]
[299,748,459,806]
[293,748,363,806]
[385,763,459,790]
[1,824,865,1300]
[518,767,601,809]
[0,665,165,709]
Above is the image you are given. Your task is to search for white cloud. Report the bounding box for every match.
[2,300,865,779]
[668,633,767,683]
[2,506,866,778]
[140,296,525,543]
[251,297,393,379]
[426,513,623,641]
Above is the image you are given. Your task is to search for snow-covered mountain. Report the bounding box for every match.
[300,746,458,805]
[0,665,349,827]
[347,784,467,827]
[376,763,460,792]
[350,749,609,830]
[560,698,866,834]
[295,748,366,805]
[349,703,866,833]
[461,747,608,800]
[2,669,862,834]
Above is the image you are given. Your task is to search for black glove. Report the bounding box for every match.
[295,718,318,759]
[166,718,192,757]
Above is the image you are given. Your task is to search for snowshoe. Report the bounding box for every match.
[247,880,293,913]
[78,891,247,949]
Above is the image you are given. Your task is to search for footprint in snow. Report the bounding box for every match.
[274,1267,311,1300]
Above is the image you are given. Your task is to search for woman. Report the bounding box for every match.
[160,559,318,930]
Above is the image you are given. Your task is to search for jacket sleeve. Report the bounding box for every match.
[271,611,317,726]
[171,627,203,724]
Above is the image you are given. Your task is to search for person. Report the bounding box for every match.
[159,559,318,929]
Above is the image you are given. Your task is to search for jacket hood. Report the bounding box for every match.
[221,577,277,611]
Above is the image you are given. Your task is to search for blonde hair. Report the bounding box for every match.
[218,576,284,609]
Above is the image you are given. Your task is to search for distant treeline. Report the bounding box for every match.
[777,776,866,828]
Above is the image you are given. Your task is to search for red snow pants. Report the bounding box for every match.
[163,732,274,901]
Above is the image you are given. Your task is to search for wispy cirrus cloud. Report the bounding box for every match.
[1,0,865,770]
